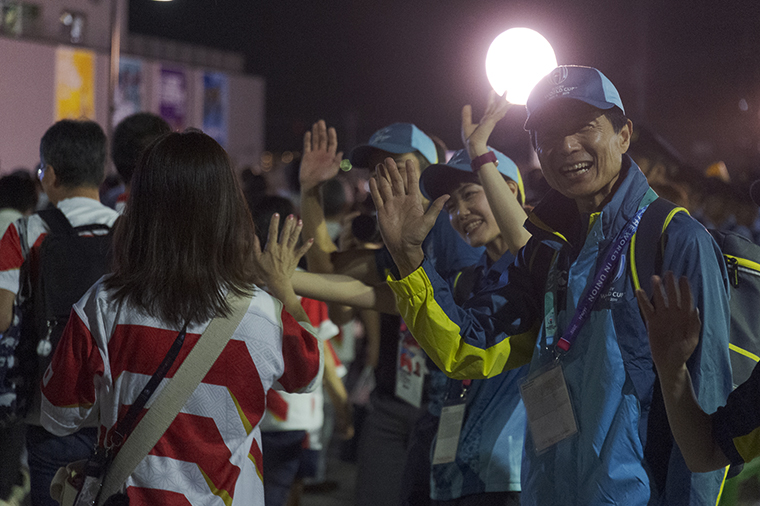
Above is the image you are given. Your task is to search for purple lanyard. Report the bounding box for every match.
[556,206,647,353]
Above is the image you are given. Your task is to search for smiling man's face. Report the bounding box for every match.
[532,101,632,213]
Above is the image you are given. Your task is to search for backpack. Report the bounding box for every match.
[0,208,113,426]
[631,197,760,389]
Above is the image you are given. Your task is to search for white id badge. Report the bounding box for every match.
[432,403,466,465]
[395,333,426,408]
[520,361,578,453]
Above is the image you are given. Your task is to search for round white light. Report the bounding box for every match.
[485,28,557,105]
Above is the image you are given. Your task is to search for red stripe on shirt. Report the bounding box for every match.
[300,297,330,328]
[277,309,321,393]
[107,324,202,381]
[150,412,241,500]
[0,223,23,271]
[265,390,289,421]
[41,310,103,407]
[203,340,266,429]
[127,488,193,506]
[102,335,267,446]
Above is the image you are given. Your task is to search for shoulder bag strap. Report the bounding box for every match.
[97,291,253,504]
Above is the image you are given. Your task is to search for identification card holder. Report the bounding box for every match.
[395,330,426,408]
[432,387,467,465]
[520,360,577,453]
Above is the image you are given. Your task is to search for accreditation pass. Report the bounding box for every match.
[519,361,578,453]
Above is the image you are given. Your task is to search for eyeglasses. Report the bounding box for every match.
[37,162,46,181]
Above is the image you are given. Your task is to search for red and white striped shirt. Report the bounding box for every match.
[40,280,323,506]
[0,197,119,296]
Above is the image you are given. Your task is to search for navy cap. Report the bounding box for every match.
[419,148,524,206]
[524,65,624,130]
[349,123,438,168]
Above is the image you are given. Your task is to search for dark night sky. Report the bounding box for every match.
[129,0,760,174]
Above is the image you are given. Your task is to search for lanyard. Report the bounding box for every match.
[555,206,647,353]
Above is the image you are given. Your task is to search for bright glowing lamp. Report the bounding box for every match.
[485,28,557,105]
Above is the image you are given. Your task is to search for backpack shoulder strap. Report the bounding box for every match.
[39,207,114,236]
[37,208,75,236]
[452,264,480,306]
[630,197,687,297]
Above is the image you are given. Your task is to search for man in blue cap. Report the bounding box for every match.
[370,66,732,505]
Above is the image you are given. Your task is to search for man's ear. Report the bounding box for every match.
[618,119,633,154]
[46,165,61,187]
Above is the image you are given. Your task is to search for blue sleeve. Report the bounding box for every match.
[662,214,732,413]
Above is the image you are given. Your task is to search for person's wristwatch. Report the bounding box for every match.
[470,151,498,172]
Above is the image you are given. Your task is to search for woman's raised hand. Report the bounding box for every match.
[462,90,512,158]
[253,214,313,294]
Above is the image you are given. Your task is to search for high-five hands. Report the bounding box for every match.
[369,158,448,278]
[299,120,343,193]
[253,213,313,293]
[462,90,512,158]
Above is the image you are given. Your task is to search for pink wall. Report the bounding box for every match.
[0,37,264,175]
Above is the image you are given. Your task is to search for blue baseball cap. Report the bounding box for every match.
[524,65,625,130]
[349,123,438,168]
[419,148,525,206]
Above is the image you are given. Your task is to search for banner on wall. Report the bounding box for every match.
[203,72,229,148]
[55,47,95,121]
[159,66,187,131]
[113,57,142,127]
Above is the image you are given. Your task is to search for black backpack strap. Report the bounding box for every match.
[630,197,681,298]
[39,207,113,236]
[452,264,481,307]
[37,208,76,235]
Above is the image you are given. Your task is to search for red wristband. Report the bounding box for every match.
[470,151,498,172]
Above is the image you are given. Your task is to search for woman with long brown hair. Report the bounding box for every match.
[40,130,323,505]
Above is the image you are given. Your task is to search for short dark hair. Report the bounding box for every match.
[111,113,171,184]
[0,172,38,213]
[40,119,107,188]
[105,130,258,326]
[604,107,629,133]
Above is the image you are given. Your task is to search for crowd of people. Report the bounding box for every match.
[1,65,760,506]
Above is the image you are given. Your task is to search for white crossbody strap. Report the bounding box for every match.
[97,292,253,505]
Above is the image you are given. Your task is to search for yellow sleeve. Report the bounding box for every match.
[387,266,538,380]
